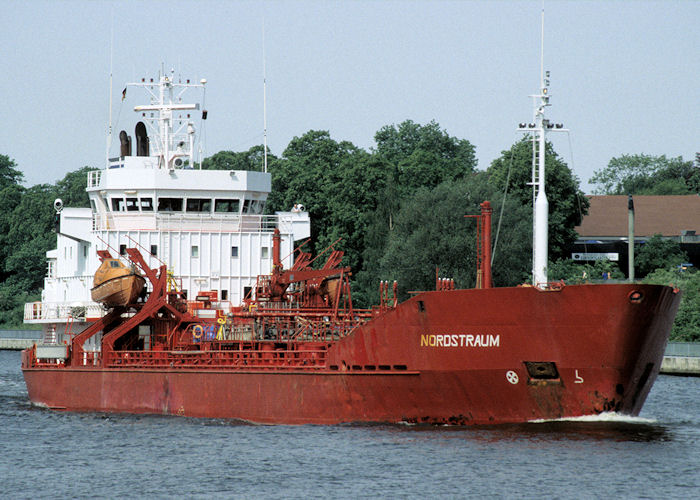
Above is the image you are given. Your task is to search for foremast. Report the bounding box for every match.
[517,9,567,288]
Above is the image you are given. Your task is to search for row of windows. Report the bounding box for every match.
[107,197,265,214]
[117,244,269,259]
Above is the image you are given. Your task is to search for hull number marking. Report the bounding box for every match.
[506,371,519,384]
[575,370,584,384]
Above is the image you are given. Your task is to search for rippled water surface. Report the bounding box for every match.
[1,350,698,499]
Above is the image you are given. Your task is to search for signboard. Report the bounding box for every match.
[571,252,619,262]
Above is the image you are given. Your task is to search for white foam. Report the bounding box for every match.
[530,412,657,425]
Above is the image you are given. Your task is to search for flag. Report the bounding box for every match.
[121,88,127,101]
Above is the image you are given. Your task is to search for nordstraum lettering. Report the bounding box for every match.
[420,334,500,348]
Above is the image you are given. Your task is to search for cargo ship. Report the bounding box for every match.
[21,69,681,425]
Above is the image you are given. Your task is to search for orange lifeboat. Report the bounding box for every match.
[91,258,146,307]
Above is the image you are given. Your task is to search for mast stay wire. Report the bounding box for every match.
[566,130,589,256]
[491,139,517,266]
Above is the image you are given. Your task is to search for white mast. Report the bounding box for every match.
[129,72,203,169]
[517,5,567,288]
[533,6,548,286]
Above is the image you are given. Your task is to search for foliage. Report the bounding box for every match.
[4,184,57,291]
[643,268,700,342]
[548,258,625,284]
[377,176,532,301]
[0,162,96,327]
[201,145,274,172]
[372,120,477,195]
[635,234,688,279]
[589,154,698,195]
[0,183,25,274]
[0,286,40,329]
[354,121,479,305]
[0,154,24,188]
[266,130,388,276]
[54,166,96,207]
[487,137,589,260]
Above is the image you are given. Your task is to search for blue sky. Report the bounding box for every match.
[1,0,697,192]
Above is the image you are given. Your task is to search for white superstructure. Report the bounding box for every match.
[25,71,310,340]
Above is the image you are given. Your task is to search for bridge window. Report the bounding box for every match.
[126,198,139,211]
[140,198,153,211]
[158,198,183,212]
[250,200,265,214]
[215,199,240,213]
[111,198,125,211]
[186,198,212,212]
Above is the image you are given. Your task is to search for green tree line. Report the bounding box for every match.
[1,125,697,340]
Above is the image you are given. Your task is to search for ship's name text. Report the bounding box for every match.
[420,334,500,348]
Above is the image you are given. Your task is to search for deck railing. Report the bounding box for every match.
[91,213,290,233]
[24,301,105,322]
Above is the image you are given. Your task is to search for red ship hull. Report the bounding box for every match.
[22,283,680,425]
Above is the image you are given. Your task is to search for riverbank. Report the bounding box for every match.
[0,330,41,350]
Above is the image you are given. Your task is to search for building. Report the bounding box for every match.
[572,195,700,275]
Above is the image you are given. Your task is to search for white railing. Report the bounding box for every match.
[91,213,287,233]
[44,275,92,285]
[24,301,105,322]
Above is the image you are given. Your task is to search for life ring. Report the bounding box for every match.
[192,324,204,339]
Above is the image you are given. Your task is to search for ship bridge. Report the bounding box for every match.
[25,71,310,339]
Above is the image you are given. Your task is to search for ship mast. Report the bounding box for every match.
[128,70,205,169]
[517,6,566,287]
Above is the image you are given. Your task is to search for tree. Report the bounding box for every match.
[644,267,700,342]
[0,183,25,277]
[353,121,479,304]
[0,154,24,188]
[635,234,688,279]
[54,166,97,207]
[548,258,625,284]
[4,184,57,291]
[377,176,532,301]
[589,154,698,195]
[201,145,274,172]
[487,137,589,261]
[373,120,477,195]
[266,131,389,275]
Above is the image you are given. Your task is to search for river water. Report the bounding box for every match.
[1,350,698,499]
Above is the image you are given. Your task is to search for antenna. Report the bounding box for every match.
[262,15,268,173]
[540,3,545,91]
[105,12,114,167]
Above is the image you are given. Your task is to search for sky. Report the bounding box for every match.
[0,0,697,193]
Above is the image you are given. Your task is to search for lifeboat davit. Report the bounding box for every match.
[91,258,146,307]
